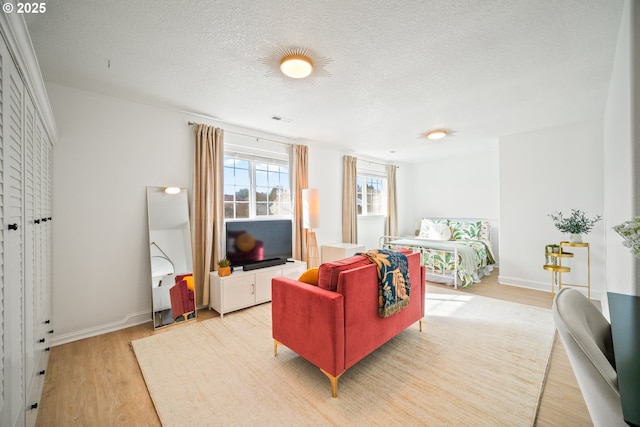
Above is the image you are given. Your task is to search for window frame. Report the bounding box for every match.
[223,152,291,220]
[356,173,387,216]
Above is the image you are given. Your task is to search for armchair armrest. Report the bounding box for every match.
[271,277,345,377]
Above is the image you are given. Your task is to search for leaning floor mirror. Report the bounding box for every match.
[147,186,196,329]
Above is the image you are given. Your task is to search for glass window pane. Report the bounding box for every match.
[256,188,268,202]
[256,170,268,186]
[224,202,235,219]
[256,202,269,216]
[236,202,250,218]
[236,188,250,201]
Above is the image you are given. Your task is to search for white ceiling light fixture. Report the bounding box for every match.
[425,129,448,140]
[280,54,313,79]
[260,47,332,84]
[422,129,455,140]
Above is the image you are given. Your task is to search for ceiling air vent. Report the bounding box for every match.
[271,115,293,123]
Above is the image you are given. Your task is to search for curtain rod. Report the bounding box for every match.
[358,158,400,169]
[188,121,293,147]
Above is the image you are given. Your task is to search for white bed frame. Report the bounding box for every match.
[379,235,460,288]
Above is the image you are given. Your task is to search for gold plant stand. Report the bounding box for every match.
[558,241,591,298]
[544,244,573,297]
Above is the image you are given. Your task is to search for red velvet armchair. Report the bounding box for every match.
[271,250,425,397]
[169,276,195,321]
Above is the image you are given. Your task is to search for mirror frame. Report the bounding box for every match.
[147,186,196,329]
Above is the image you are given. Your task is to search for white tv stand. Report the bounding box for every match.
[209,260,307,317]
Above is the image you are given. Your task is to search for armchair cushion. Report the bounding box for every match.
[317,255,370,292]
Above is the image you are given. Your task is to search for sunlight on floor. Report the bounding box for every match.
[425,293,474,316]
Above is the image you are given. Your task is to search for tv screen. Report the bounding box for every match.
[225,219,293,267]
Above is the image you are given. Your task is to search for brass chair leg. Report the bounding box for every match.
[273,339,281,356]
[419,319,423,332]
[320,369,344,398]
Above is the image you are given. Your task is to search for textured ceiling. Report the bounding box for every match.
[25,0,624,163]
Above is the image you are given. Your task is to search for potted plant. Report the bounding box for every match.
[613,217,640,257]
[548,209,602,243]
[218,258,231,277]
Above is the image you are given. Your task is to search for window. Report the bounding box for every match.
[357,175,386,215]
[224,155,291,219]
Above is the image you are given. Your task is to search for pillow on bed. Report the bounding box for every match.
[429,223,452,240]
[450,221,482,240]
[479,221,490,241]
[419,219,448,238]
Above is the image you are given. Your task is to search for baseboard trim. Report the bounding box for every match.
[498,275,602,300]
[51,310,152,347]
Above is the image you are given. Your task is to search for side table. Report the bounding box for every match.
[321,243,366,263]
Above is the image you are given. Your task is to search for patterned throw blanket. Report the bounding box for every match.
[359,249,411,318]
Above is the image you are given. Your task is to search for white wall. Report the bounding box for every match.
[399,147,500,259]
[48,83,302,343]
[49,84,193,344]
[499,120,605,297]
[603,0,639,297]
[306,143,343,248]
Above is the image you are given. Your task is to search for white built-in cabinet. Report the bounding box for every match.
[0,17,55,427]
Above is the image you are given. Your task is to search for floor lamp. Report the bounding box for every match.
[302,188,320,268]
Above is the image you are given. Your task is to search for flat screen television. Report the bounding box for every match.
[225,219,293,267]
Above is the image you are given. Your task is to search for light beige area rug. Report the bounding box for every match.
[132,288,555,427]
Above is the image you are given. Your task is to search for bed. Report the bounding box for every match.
[380,218,496,288]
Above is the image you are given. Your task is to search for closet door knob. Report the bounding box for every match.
[41,218,47,222]
[34,219,40,224]
[30,403,38,410]
[8,223,18,231]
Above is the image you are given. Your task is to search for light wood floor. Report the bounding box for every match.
[35,270,593,427]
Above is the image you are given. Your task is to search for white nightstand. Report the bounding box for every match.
[321,243,366,263]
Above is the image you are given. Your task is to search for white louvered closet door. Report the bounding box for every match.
[0,34,26,427]
[23,93,39,427]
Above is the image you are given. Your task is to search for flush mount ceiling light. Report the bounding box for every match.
[421,129,456,140]
[280,54,313,79]
[260,47,332,84]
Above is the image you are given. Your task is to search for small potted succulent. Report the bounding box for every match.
[218,258,231,277]
[548,209,602,243]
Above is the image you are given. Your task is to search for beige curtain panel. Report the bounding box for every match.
[193,124,224,306]
[386,164,398,237]
[293,144,309,261]
[342,155,358,243]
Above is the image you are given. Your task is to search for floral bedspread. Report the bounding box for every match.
[385,238,495,287]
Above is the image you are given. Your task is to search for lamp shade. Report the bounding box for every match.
[302,188,320,229]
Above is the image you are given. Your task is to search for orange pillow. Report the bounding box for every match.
[298,268,319,286]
